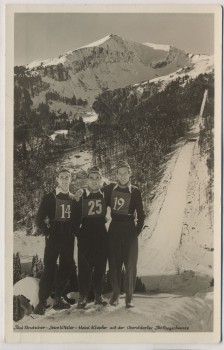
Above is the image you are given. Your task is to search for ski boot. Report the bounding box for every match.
[125,297,134,309]
[53,297,71,310]
[77,296,87,309]
[63,292,76,305]
[94,296,108,307]
[109,294,119,306]
[33,300,47,315]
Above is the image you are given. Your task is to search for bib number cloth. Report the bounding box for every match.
[111,190,131,216]
[55,198,72,222]
[82,198,106,218]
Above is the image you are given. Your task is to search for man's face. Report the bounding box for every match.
[116,167,131,186]
[57,171,72,192]
[87,172,101,192]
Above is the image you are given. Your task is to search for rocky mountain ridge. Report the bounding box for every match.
[16,34,207,109]
[14,34,214,125]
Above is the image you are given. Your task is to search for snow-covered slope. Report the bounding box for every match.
[133,54,213,94]
[136,117,213,295]
[21,34,195,107]
[143,42,170,51]
[27,56,67,70]
[150,54,213,86]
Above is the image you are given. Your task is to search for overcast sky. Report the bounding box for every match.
[14,13,214,66]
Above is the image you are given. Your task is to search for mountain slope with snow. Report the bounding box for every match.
[20,34,197,109]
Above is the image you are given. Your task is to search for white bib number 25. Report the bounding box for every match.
[88,200,102,215]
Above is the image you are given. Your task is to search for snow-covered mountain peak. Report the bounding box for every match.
[20,34,213,108]
[77,34,112,50]
[143,42,170,52]
[26,34,120,70]
[25,34,187,72]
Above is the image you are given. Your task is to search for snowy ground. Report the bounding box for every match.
[50,130,68,141]
[82,111,98,123]
[14,122,214,332]
[14,292,212,333]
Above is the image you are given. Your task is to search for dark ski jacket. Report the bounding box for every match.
[103,182,145,235]
[75,189,107,236]
[36,190,79,237]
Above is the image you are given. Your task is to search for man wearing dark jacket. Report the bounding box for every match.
[33,167,79,315]
[103,161,145,308]
[75,166,108,309]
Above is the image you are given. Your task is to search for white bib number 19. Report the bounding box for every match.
[113,197,125,211]
[88,200,102,215]
[60,204,71,219]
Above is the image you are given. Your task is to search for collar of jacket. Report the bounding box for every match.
[85,188,104,197]
[56,187,70,195]
[114,183,132,193]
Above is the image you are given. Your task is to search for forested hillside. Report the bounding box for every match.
[91,73,214,213]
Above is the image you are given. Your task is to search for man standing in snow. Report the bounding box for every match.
[75,166,108,309]
[103,161,145,308]
[33,167,79,315]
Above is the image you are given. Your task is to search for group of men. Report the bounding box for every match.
[33,160,145,315]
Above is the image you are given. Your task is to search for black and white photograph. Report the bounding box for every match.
[5,4,222,344]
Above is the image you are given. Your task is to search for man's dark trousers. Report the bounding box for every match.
[108,220,138,302]
[38,229,74,303]
[77,226,107,300]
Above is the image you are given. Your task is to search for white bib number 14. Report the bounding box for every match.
[60,204,71,219]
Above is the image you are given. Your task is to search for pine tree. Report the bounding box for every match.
[13,252,22,284]
[31,254,44,278]
[134,276,146,293]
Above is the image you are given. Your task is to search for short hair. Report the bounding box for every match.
[57,167,72,177]
[87,165,102,177]
[116,160,131,173]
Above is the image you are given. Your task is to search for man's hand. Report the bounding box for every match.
[44,216,50,228]
[72,188,84,202]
